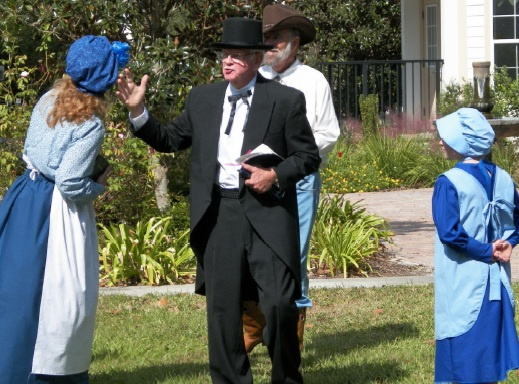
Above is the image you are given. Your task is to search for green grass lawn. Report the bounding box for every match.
[91,284,519,383]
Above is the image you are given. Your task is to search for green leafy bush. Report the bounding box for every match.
[492,66,519,118]
[404,143,455,187]
[98,217,196,286]
[359,94,380,136]
[0,47,39,196]
[357,133,427,182]
[322,132,441,193]
[436,80,473,117]
[492,139,519,180]
[322,135,402,194]
[94,121,159,226]
[311,196,393,277]
[436,67,519,118]
[0,105,28,196]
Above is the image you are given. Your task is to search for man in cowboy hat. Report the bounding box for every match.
[241,4,340,354]
[117,16,319,384]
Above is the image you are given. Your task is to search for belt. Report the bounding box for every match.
[219,188,239,199]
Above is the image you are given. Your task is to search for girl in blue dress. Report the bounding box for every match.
[0,36,128,383]
[433,107,519,383]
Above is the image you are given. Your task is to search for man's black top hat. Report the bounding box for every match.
[212,17,274,50]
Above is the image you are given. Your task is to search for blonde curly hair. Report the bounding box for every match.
[47,75,109,128]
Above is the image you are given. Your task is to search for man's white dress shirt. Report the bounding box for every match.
[260,59,339,168]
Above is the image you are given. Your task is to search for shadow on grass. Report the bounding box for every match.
[90,322,421,383]
[90,362,209,384]
[302,322,420,383]
[303,361,407,384]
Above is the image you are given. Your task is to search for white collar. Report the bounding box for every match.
[228,75,257,95]
[260,59,302,80]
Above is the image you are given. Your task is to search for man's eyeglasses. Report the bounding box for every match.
[217,51,258,62]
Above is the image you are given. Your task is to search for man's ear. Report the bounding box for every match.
[292,35,301,51]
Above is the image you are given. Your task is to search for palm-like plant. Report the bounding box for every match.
[311,196,393,277]
[98,217,196,286]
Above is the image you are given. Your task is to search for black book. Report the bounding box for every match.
[236,144,283,168]
[236,144,284,199]
[90,154,110,181]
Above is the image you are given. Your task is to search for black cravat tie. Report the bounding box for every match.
[225,89,252,135]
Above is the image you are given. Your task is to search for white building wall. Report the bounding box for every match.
[440,0,464,83]
[441,0,491,84]
[401,0,425,117]
[400,0,497,118]
[401,0,421,61]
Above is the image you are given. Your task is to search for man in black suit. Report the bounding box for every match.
[117,17,319,384]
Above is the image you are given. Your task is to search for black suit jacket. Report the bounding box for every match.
[134,74,321,295]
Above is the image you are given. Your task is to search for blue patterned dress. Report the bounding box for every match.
[0,91,106,383]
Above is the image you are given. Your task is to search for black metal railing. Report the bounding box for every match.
[317,59,444,122]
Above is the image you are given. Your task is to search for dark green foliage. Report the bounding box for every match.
[359,94,380,136]
[492,66,519,118]
[436,81,473,117]
[1,0,401,112]
[0,106,28,195]
[94,122,160,226]
[295,0,401,62]
[0,0,401,223]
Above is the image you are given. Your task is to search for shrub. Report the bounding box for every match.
[322,132,438,193]
[436,80,473,116]
[311,195,393,277]
[359,94,380,136]
[436,68,519,118]
[93,121,159,226]
[0,50,37,197]
[492,139,519,181]
[0,105,28,197]
[492,66,519,118]
[404,143,454,187]
[98,217,196,286]
[357,133,427,181]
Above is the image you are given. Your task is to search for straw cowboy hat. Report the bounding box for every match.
[262,4,316,46]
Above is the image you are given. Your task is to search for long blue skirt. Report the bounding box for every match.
[435,279,519,383]
[0,170,97,383]
[0,171,54,383]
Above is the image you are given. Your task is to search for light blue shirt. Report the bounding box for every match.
[23,91,105,203]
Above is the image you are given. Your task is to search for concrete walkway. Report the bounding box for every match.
[344,187,519,279]
[344,188,436,271]
[100,187,519,296]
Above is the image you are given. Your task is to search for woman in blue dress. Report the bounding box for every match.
[0,36,128,383]
[433,107,519,383]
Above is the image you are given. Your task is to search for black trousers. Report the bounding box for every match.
[204,194,302,384]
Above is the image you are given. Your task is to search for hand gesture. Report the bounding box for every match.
[116,68,149,118]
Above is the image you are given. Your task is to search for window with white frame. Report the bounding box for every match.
[493,0,519,79]
[426,5,438,60]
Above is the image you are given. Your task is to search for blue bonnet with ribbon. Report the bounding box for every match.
[435,107,495,157]
[65,35,130,95]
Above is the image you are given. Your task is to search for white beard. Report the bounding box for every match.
[263,41,293,69]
